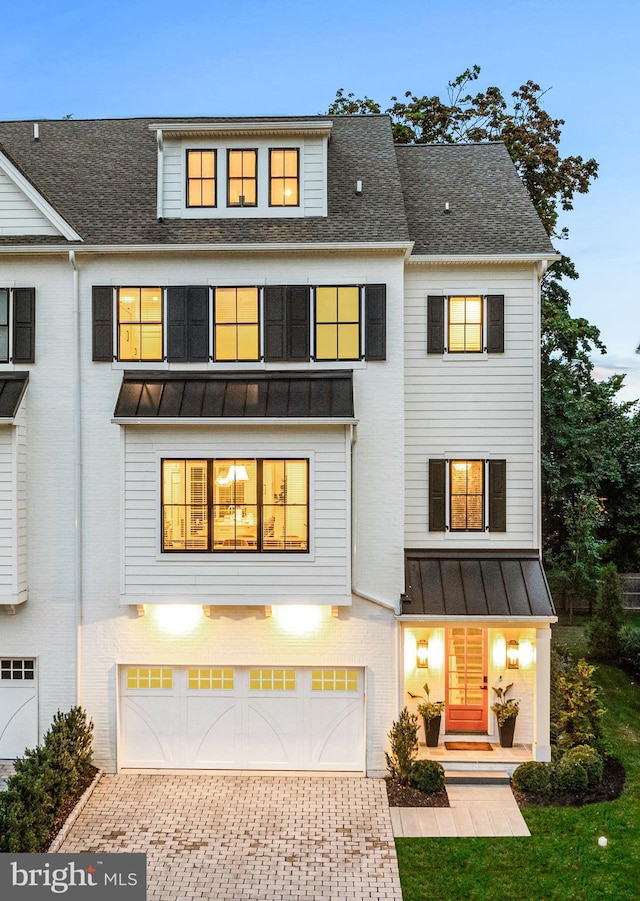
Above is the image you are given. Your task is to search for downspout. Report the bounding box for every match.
[69,250,83,704]
[350,424,398,612]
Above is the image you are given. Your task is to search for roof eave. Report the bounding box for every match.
[0,241,412,256]
[112,416,358,426]
[407,252,560,264]
[397,614,558,624]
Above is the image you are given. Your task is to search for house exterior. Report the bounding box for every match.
[0,114,556,775]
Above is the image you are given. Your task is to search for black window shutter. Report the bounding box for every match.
[12,288,36,363]
[487,295,505,353]
[427,296,445,354]
[167,287,187,362]
[187,286,209,361]
[92,286,113,362]
[287,287,310,361]
[264,287,286,361]
[429,459,447,531]
[489,459,507,531]
[364,284,386,360]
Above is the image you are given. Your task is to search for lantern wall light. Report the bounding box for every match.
[507,639,520,669]
[416,640,429,669]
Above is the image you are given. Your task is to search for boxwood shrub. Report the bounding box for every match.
[408,759,445,793]
[562,744,604,787]
[553,756,589,793]
[512,760,552,794]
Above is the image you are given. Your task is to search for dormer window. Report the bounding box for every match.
[187,150,216,208]
[269,149,299,207]
[227,150,257,207]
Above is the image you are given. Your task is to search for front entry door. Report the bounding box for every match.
[445,627,488,732]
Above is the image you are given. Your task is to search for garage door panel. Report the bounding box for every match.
[187,697,239,767]
[0,690,38,759]
[246,699,300,768]
[309,698,363,769]
[120,697,176,767]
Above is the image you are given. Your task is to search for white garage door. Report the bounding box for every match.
[0,658,38,759]
[119,665,365,771]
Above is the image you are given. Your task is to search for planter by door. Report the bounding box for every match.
[422,715,442,748]
[498,716,517,748]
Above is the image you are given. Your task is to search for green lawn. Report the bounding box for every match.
[396,620,640,901]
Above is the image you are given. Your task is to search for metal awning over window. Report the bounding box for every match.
[403,550,555,618]
[113,370,354,420]
[0,373,29,420]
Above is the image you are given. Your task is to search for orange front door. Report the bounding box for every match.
[445,627,488,732]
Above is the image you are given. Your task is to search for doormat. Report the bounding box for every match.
[445,742,493,751]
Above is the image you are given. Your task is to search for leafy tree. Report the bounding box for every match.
[329,71,640,577]
[587,563,624,660]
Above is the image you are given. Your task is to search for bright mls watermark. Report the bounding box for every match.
[0,854,146,899]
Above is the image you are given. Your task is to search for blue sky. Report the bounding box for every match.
[2,0,638,402]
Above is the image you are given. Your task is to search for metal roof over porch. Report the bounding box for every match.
[402,549,555,618]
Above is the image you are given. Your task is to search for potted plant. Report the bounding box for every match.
[408,683,445,747]
[491,682,520,748]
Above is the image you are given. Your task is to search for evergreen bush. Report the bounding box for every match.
[619,626,640,678]
[563,744,604,787]
[408,759,445,793]
[512,761,552,794]
[553,756,589,793]
[587,563,624,661]
[385,708,419,785]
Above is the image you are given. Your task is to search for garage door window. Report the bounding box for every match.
[249,669,296,690]
[311,669,358,691]
[127,667,173,689]
[188,668,234,690]
[1,659,35,681]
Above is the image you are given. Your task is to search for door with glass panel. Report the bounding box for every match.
[445,627,488,732]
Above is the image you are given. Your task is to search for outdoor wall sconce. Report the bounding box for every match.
[416,640,429,668]
[507,639,520,669]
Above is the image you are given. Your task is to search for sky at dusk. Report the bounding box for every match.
[2,0,638,402]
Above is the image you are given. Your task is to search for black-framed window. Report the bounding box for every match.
[227,149,257,207]
[448,296,483,353]
[187,150,216,207]
[269,148,299,207]
[450,460,484,530]
[427,295,504,355]
[214,287,260,361]
[315,286,360,361]
[0,288,36,364]
[429,458,506,532]
[118,287,163,361]
[162,458,309,552]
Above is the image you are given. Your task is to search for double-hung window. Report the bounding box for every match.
[187,150,216,207]
[448,297,483,353]
[214,288,260,361]
[315,286,360,361]
[429,459,506,532]
[269,149,299,206]
[162,458,309,552]
[0,288,36,364]
[118,288,163,361]
[427,295,504,355]
[227,149,257,207]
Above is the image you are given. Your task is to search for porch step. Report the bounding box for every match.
[445,769,511,785]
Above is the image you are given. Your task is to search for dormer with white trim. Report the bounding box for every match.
[152,119,332,221]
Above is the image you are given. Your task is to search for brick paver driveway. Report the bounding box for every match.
[59,774,402,901]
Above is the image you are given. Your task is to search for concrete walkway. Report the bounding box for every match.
[58,774,403,901]
[390,783,530,838]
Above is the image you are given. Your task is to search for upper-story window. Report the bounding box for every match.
[315,286,360,361]
[118,288,163,361]
[448,296,482,353]
[227,150,257,207]
[162,458,309,552]
[449,460,484,530]
[0,288,36,364]
[428,458,507,532]
[269,149,299,207]
[214,287,260,361]
[187,150,216,208]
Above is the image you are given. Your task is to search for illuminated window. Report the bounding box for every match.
[118,287,163,361]
[269,149,299,206]
[450,461,484,531]
[162,458,309,553]
[249,669,296,690]
[315,286,360,360]
[126,667,173,689]
[187,150,216,207]
[188,668,234,690]
[311,669,358,691]
[214,287,259,361]
[448,296,483,352]
[227,150,257,207]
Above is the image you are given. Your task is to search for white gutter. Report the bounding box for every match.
[69,250,83,705]
[349,424,399,613]
[111,416,358,427]
[407,253,562,264]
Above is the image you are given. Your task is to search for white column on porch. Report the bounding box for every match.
[533,627,552,761]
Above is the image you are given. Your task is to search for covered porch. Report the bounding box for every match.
[400,550,557,764]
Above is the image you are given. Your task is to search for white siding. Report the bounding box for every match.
[404,264,539,548]
[0,169,60,236]
[162,136,327,219]
[0,427,13,589]
[15,403,28,597]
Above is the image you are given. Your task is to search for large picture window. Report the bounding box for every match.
[162,458,308,552]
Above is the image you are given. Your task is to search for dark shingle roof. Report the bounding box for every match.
[0,116,409,246]
[114,370,354,419]
[0,373,29,418]
[395,142,555,255]
[403,549,555,618]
